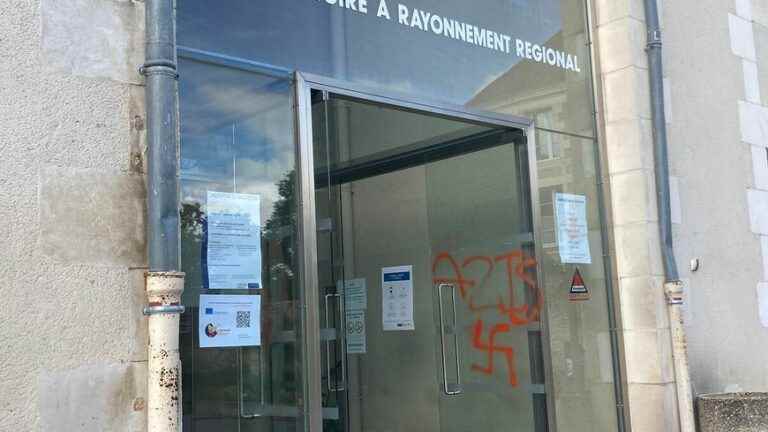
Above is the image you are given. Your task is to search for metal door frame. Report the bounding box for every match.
[293,71,557,432]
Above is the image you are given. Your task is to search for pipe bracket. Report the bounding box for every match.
[646,30,663,51]
[139,61,179,79]
[143,304,185,316]
[665,281,684,305]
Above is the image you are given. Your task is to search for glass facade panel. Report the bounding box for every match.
[176,1,621,431]
[534,130,618,432]
[178,0,595,138]
[178,58,304,431]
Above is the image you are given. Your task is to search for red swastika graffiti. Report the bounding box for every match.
[432,249,542,387]
[471,319,518,387]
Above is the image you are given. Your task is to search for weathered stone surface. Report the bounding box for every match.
[41,0,145,84]
[698,393,768,432]
[0,1,147,429]
[39,362,147,432]
[39,166,147,267]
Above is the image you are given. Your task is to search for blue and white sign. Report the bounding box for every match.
[199,294,261,348]
[382,265,415,331]
[206,191,262,289]
[554,193,592,264]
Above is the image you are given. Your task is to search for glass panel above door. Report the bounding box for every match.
[178,0,596,138]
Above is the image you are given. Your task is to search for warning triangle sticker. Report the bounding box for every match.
[569,268,590,301]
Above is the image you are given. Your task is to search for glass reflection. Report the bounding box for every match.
[534,130,617,432]
[179,58,303,432]
[178,0,594,137]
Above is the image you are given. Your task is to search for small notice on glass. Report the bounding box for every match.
[345,310,367,354]
[206,191,262,289]
[199,294,261,348]
[340,278,367,311]
[382,266,415,331]
[339,278,367,353]
[554,193,592,264]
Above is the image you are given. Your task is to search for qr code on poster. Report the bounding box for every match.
[236,311,251,328]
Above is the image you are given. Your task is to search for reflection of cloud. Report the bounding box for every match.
[236,158,293,223]
[181,69,294,220]
[191,80,291,147]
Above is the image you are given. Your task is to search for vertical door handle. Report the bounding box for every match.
[438,283,462,395]
[324,293,346,392]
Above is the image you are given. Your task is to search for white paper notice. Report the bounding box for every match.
[554,193,592,264]
[345,310,367,354]
[382,266,415,331]
[199,294,261,348]
[341,278,367,311]
[206,191,262,289]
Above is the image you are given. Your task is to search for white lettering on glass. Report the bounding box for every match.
[397,3,408,24]
[314,0,582,72]
[377,0,390,19]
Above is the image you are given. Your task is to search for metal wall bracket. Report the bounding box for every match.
[143,304,186,316]
[665,281,685,306]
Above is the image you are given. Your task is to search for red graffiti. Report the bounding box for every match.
[494,251,542,325]
[432,252,476,299]
[432,249,542,387]
[471,320,518,387]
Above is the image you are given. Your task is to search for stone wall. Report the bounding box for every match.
[0,1,148,431]
[594,0,768,430]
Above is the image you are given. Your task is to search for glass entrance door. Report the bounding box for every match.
[304,83,547,432]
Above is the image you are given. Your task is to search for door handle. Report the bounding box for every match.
[437,283,462,395]
[324,293,346,392]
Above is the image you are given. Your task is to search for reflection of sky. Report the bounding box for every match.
[178,0,565,104]
[179,59,294,223]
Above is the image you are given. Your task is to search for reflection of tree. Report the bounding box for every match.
[264,171,296,238]
[264,170,296,280]
[181,202,206,240]
[263,170,299,405]
[180,201,206,292]
[177,170,296,282]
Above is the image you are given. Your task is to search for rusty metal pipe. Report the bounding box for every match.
[145,272,184,432]
[142,0,184,431]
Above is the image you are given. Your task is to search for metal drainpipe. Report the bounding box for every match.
[642,0,695,431]
[141,0,185,431]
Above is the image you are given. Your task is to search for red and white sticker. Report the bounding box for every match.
[568,268,590,301]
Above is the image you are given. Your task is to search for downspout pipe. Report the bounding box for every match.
[644,0,678,283]
[144,0,180,271]
[141,1,185,431]
[642,1,695,431]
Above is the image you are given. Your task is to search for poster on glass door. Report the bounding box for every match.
[199,294,261,348]
[554,192,592,264]
[205,191,262,289]
[382,266,415,331]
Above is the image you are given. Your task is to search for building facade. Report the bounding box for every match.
[1,0,767,431]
